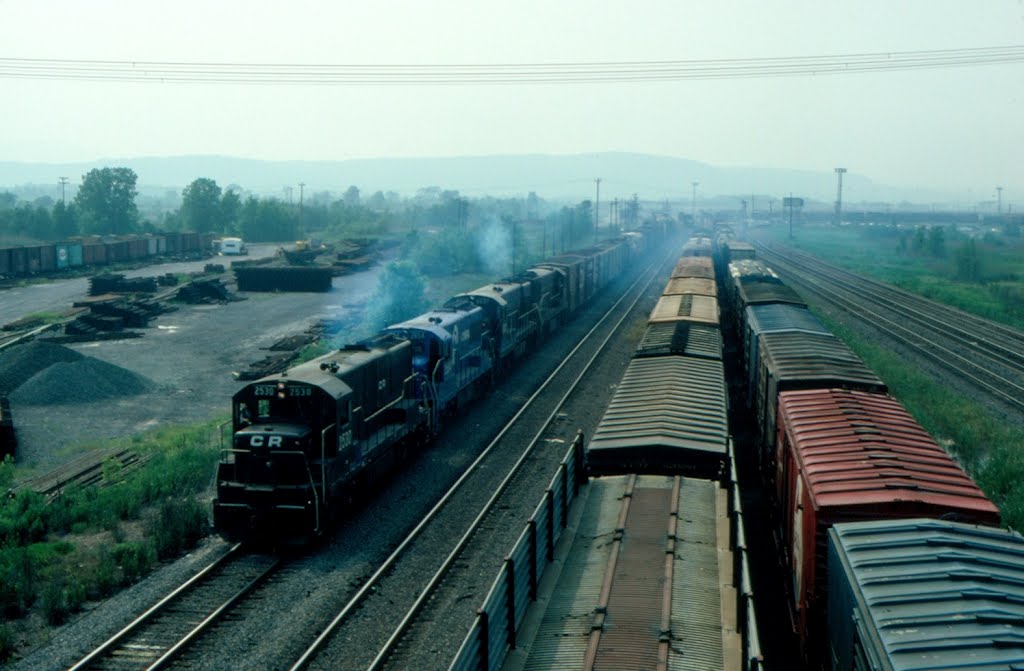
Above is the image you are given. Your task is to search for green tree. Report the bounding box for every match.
[955,238,982,281]
[927,225,946,257]
[74,167,139,235]
[367,260,429,329]
[181,178,222,234]
[51,201,79,239]
[912,226,926,254]
[239,197,297,242]
[220,189,242,235]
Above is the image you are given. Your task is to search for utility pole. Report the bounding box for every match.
[594,178,601,244]
[789,192,794,239]
[997,186,1003,215]
[834,167,847,226]
[298,182,306,238]
[691,181,699,226]
[58,177,68,204]
[511,219,517,276]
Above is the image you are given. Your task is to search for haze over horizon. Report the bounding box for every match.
[2,1,1021,204]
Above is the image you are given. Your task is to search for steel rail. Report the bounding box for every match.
[289,249,673,671]
[366,250,669,671]
[67,545,281,671]
[757,241,1024,365]
[755,241,1024,379]
[757,245,1024,413]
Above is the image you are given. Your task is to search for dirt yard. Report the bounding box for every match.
[4,264,384,473]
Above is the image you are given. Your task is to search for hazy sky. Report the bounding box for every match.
[2,0,1022,199]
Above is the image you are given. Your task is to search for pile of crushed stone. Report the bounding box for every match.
[0,340,154,405]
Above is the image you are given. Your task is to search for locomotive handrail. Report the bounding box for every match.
[218,418,232,452]
[320,423,334,505]
[362,378,413,423]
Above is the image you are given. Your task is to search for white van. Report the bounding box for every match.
[219,237,247,256]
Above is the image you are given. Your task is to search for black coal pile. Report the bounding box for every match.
[0,341,154,405]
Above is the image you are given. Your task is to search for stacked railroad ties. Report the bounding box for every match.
[213,226,665,545]
[718,235,1021,670]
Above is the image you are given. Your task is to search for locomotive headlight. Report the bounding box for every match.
[277,381,287,399]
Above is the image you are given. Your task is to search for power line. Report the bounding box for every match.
[1,45,1021,85]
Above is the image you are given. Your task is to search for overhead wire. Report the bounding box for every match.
[0,45,1022,85]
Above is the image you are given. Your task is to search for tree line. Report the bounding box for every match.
[0,168,608,263]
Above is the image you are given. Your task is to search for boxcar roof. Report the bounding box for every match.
[649,293,720,325]
[635,321,723,360]
[662,276,718,298]
[671,256,715,279]
[760,331,886,391]
[738,278,805,307]
[746,304,827,336]
[830,518,1024,670]
[781,389,999,520]
[588,356,729,456]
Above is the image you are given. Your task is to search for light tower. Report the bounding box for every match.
[691,181,699,225]
[834,167,847,226]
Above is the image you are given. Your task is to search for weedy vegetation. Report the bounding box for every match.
[0,421,221,661]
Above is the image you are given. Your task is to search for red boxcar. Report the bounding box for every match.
[776,388,1000,666]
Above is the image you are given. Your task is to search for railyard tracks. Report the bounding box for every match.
[754,240,1024,414]
[69,545,281,671]
[290,252,673,671]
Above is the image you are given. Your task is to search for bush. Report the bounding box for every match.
[147,498,208,560]
[113,542,156,583]
[0,623,14,663]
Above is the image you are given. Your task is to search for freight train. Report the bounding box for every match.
[212,227,664,545]
[0,232,216,279]
[571,237,764,670]
[713,232,1013,670]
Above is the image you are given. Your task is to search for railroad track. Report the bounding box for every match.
[287,249,676,671]
[9,448,151,503]
[69,545,281,671]
[754,240,1024,415]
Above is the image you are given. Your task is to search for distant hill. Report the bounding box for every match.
[0,152,952,205]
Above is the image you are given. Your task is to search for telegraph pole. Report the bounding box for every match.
[691,181,699,226]
[997,186,1003,215]
[298,182,306,238]
[58,176,68,204]
[594,178,601,244]
[834,167,847,225]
